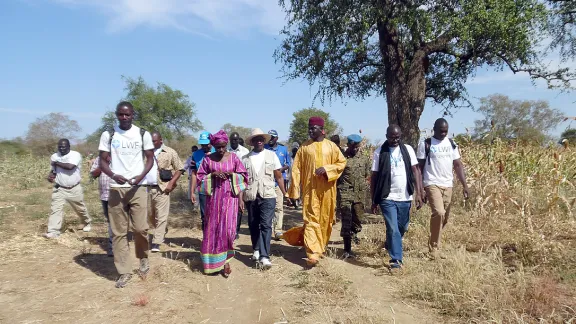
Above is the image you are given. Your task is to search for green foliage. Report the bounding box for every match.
[561,128,576,143]
[25,113,81,156]
[87,76,202,144]
[220,123,252,140]
[473,94,564,143]
[288,107,342,144]
[548,0,576,61]
[275,0,574,146]
[0,140,29,156]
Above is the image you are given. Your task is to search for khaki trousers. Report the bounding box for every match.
[47,185,91,235]
[272,186,284,232]
[147,186,171,245]
[109,186,149,275]
[425,185,453,250]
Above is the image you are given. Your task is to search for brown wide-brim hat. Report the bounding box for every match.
[245,128,272,145]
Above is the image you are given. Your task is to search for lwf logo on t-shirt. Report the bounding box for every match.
[112,139,141,150]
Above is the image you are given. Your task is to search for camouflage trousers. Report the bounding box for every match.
[338,196,364,238]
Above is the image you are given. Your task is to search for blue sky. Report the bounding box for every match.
[1,0,575,144]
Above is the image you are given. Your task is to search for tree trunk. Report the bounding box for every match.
[377,18,426,148]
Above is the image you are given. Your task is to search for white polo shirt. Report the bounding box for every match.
[51,150,82,187]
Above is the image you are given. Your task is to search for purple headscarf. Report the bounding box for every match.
[209,130,229,145]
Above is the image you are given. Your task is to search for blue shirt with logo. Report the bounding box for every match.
[192,147,216,172]
[264,143,291,179]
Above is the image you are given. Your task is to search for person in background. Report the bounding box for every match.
[228,132,250,240]
[190,132,215,230]
[286,117,346,266]
[145,131,185,253]
[264,129,291,240]
[417,118,469,260]
[98,101,155,288]
[196,130,248,277]
[337,134,371,258]
[43,139,92,239]
[185,145,199,210]
[242,128,286,270]
[371,125,423,273]
[288,142,301,209]
[330,135,344,154]
[90,155,113,256]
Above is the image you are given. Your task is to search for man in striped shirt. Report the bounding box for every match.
[90,155,113,257]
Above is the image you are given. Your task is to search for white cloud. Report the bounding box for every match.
[48,0,285,36]
[0,108,101,119]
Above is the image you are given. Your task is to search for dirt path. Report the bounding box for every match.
[0,203,439,324]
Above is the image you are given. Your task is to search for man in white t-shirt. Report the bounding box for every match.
[43,139,92,239]
[417,118,469,260]
[241,128,286,270]
[370,125,423,273]
[98,101,155,288]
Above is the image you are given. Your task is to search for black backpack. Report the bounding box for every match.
[424,137,457,165]
[108,126,147,158]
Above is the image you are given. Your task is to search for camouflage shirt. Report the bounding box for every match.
[337,150,371,202]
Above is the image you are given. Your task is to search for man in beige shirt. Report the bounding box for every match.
[145,131,185,252]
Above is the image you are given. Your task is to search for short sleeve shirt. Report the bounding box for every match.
[51,150,82,187]
[416,138,460,188]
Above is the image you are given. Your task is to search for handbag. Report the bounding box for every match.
[153,154,173,182]
[198,175,212,196]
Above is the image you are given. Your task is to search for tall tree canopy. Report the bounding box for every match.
[275,0,575,146]
[88,76,202,143]
[220,123,252,140]
[25,113,81,155]
[289,107,341,144]
[473,94,564,143]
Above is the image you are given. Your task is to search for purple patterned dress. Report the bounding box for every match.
[197,153,248,274]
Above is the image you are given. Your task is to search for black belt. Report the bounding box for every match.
[141,184,159,187]
[55,183,80,190]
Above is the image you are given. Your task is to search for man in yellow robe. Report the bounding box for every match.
[287,116,347,266]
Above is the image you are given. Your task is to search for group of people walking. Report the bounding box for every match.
[42,101,468,288]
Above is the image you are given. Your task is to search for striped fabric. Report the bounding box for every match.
[196,153,248,274]
[198,174,212,196]
[231,173,247,196]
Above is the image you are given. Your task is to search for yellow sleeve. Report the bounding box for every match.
[324,144,347,182]
[288,148,302,199]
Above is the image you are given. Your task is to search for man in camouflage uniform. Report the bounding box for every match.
[337,134,371,258]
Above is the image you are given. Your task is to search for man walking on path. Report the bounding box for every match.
[145,131,185,253]
[228,132,250,239]
[286,117,346,266]
[371,125,423,273]
[337,134,371,259]
[264,129,291,240]
[417,118,469,260]
[190,131,215,230]
[242,128,286,269]
[98,101,155,288]
[90,155,113,256]
[43,139,92,239]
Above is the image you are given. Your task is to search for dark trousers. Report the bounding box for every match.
[237,211,243,236]
[247,196,276,259]
[199,194,207,230]
[101,200,113,249]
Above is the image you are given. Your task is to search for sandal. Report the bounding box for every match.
[220,264,232,278]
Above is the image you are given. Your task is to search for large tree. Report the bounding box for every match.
[25,113,81,155]
[289,107,341,144]
[473,94,564,143]
[88,76,202,143]
[275,0,575,146]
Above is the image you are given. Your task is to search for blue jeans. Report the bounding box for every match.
[379,199,411,264]
[199,194,207,230]
[247,196,276,259]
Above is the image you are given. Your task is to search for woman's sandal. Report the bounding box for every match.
[220,264,232,278]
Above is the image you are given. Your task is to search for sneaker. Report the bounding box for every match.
[138,258,150,278]
[251,250,260,261]
[115,274,132,288]
[151,244,160,253]
[343,251,358,259]
[389,265,402,275]
[260,257,272,270]
[43,232,60,239]
[273,231,283,241]
[82,224,91,232]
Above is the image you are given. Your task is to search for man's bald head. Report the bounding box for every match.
[386,124,402,147]
[386,124,402,135]
[151,131,163,149]
[433,118,449,140]
[434,118,449,129]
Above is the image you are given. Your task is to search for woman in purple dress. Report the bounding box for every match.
[197,130,248,277]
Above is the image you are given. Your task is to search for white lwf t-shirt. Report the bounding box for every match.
[416,137,461,188]
[372,144,418,201]
[98,125,154,188]
[51,150,83,187]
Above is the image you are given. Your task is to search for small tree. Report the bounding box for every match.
[473,94,564,143]
[220,123,252,140]
[560,129,576,143]
[289,108,342,144]
[88,76,202,143]
[25,113,81,155]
